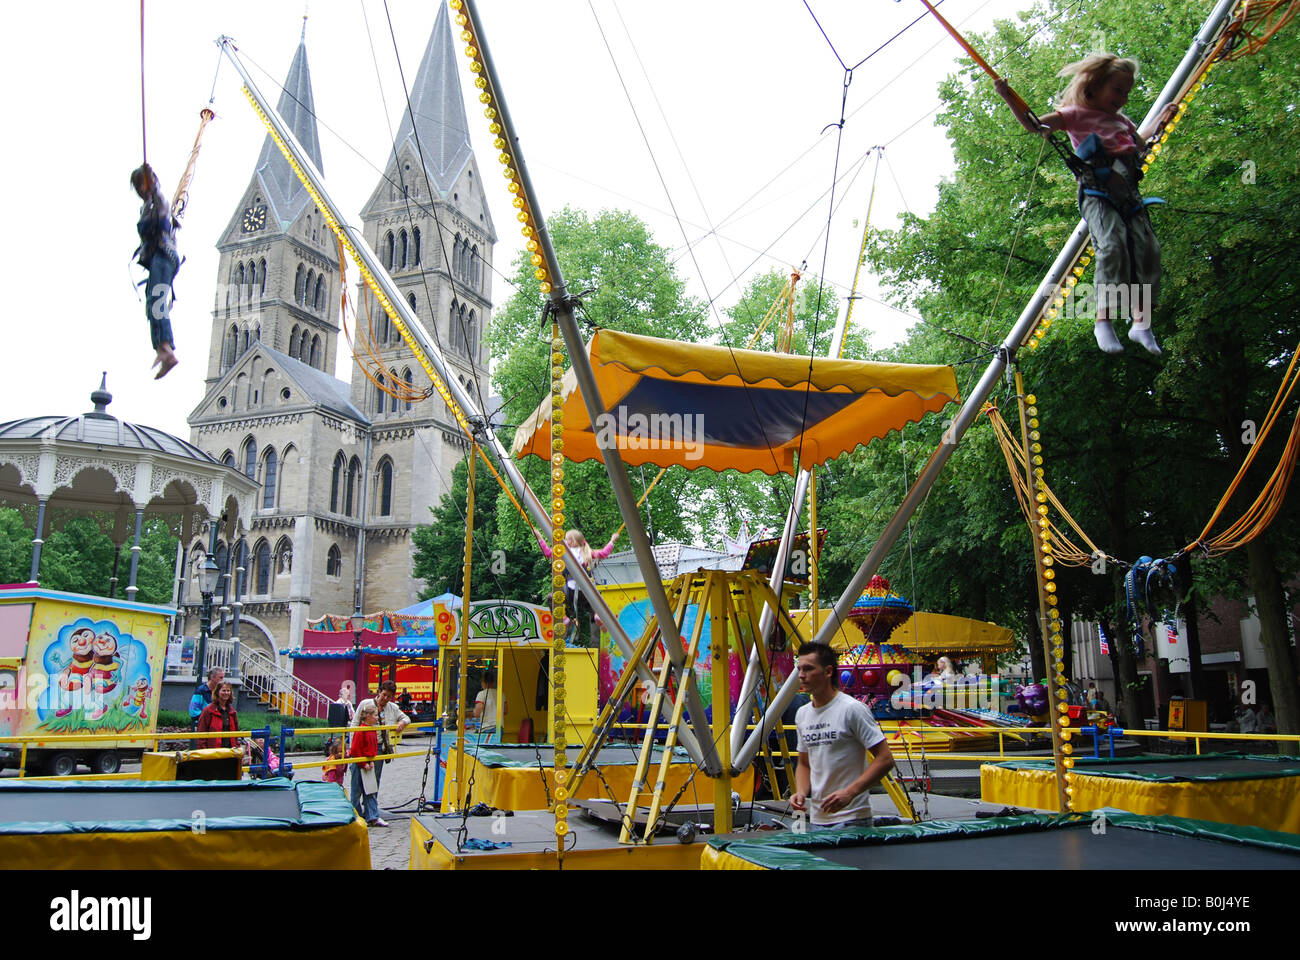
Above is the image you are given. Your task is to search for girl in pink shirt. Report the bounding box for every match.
[999,54,1176,356]
[538,528,619,647]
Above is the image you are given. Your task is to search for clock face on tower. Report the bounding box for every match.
[241,204,268,233]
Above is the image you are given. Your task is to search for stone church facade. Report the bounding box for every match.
[180,6,494,664]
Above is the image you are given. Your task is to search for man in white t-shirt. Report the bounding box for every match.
[473,668,506,743]
[791,641,894,827]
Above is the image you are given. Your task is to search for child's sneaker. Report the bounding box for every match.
[1093,321,1124,355]
[1127,324,1162,356]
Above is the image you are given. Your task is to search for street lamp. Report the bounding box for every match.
[349,613,366,695]
[197,553,220,678]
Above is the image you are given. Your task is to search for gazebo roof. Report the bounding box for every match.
[0,376,256,533]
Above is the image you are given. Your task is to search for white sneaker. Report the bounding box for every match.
[1127,324,1162,356]
[1093,321,1124,355]
[373,818,390,828]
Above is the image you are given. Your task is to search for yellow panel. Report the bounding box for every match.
[0,819,370,869]
[981,764,1300,831]
[700,845,767,870]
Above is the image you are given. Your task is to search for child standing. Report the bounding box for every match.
[536,528,619,647]
[998,55,1177,356]
[322,737,346,787]
[349,704,387,827]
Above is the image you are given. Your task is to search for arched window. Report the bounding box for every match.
[345,457,361,516]
[294,264,305,304]
[314,274,325,312]
[254,539,272,595]
[235,262,246,304]
[376,459,393,516]
[304,269,315,309]
[300,331,311,364]
[398,229,407,269]
[330,452,345,513]
[214,542,230,604]
[389,370,399,413]
[403,368,413,412]
[466,310,478,361]
[449,300,461,354]
[234,540,249,600]
[221,450,236,470]
[326,544,342,578]
[223,325,238,371]
[458,302,468,356]
[407,293,417,319]
[385,231,395,270]
[241,327,250,355]
[262,447,278,509]
[413,227,421,265]
[375,374,386,415]
[242,438,257,479]
[471,245,480,288]
[377,309,390,345]
[310,335,321,368]
[453,234,462,278]
[259,258,268,297]
[289,326,300,360]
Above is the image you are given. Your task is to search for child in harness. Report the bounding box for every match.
[998,54,1177,356]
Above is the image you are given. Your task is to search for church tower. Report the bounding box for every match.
[183,11,496,666]
[206,31,340,387]
[353,1,496,613]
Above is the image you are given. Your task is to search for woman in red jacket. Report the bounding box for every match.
[197,681,239,749]
[349,703,385,826]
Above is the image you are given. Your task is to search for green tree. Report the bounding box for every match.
[0,508,34,584]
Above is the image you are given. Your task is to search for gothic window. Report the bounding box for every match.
[471,245,480,288]
[304,269,315,310]
[326,544,342,578]
[221,450,236,469]
[330,452,345,513]
[314,274,325,312]
[294,264,305,304]
[262,447,278,509]
[458,303,468,356]
[310,335,321,368]
[378,309,390,345]
[389,370,399,413]
[234,540,249,600]
[241,327,250,355]
[242,438,257,480]
[376,458,393,517]
[289,326,300,360]
[235,262,246,304]
[403,368,413,412]
[214,542,230,604]
[385,231,395,271]
[466,310,478,361]
[413,227,421,265]
[449,301,461,355]
[375,374,386,415]
[223,325,238,372]
[407,293,417,319]
[254,539,271,595]
[300,332,311,364]
[453,234,462,278]
[345,457,361,516]
[400,229,409,269]
[259,259,267,296]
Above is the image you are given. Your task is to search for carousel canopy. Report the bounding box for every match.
[791,609,1015,654]
[511,330,959,474]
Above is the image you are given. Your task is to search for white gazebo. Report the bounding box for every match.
[0,376,258,682]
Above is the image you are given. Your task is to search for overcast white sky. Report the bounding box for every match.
[2,0,1038,438]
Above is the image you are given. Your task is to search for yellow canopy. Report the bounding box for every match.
[512,329,960,474]
[791,609,1015,653]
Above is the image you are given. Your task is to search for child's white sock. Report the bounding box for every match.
[1094,320,1124,354]
[1127,323,1162,356]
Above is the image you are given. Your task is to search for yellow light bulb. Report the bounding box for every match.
[540,281,552,293]
[1044,582,1056,593]
[1026,394,1037,405]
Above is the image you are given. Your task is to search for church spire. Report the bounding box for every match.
[253,35,324,230]
[391,2,473,197]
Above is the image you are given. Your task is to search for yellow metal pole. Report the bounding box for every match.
[711,574,733,834]
[809,471,820,636]
[1013,371,1070,812]
[455,449,476,812]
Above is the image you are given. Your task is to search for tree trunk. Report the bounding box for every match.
[1246,536,1300,755]
[1028,604,1046,682]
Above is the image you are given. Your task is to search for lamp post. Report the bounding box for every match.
[197,553,220,679]
[349,613,365,697]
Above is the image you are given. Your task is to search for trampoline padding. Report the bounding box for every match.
[981,754,1300,832]
[704,813,1300,870]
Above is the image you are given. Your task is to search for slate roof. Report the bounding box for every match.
[259,345,370,424]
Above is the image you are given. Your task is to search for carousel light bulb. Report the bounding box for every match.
[1026,394,1037,405]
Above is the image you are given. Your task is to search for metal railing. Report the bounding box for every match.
[239,648,333,720]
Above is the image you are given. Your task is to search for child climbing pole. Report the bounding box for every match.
[131,163,180,379]
[997,55,1177,357]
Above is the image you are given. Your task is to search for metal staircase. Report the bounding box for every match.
[239,648,334,719]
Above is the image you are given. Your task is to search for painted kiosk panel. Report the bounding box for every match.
[0,585,169,776]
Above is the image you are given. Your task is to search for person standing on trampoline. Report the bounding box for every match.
[790,641,895,828]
